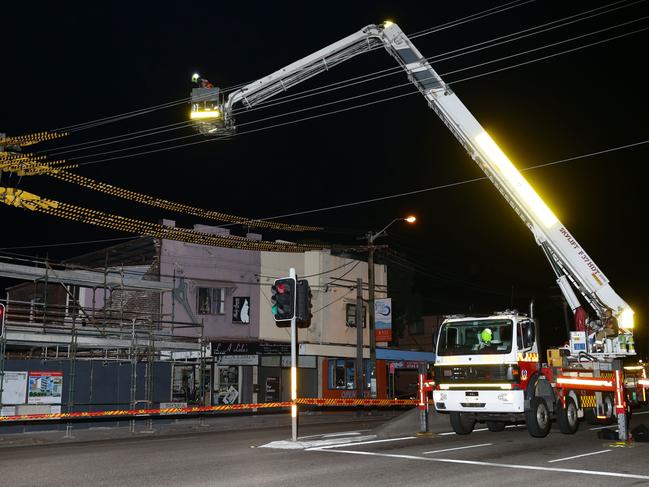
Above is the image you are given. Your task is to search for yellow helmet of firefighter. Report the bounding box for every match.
[481,328,493,344]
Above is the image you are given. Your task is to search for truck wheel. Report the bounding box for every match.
[557,397,579,434]
[486,421,506,432]
[450,412,475,435]
[526,396,551,438]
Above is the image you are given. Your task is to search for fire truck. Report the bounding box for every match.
[432,311,638,438]
[187,21,643,439]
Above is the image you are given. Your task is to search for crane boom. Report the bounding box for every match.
[192,22,634,330]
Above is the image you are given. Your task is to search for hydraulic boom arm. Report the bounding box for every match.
[193,22,634,330]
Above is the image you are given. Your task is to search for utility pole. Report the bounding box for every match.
[367,232,377,399]
[355,278,364,399]
[365,216,416,400]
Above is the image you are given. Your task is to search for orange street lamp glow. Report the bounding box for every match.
[405,215,417,223]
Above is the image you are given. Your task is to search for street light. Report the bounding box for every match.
[366,215,416,398]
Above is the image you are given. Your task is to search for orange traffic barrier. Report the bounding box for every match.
[295,398,418,407]
[0,402,291,423]
[0,397,416,423]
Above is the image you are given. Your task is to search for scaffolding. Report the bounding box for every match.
[0,253,207,432]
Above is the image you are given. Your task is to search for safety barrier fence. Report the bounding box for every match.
[0,398,417,423]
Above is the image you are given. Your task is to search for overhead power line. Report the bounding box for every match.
[68,19,648,167]
[47,1,535,134]
[235,139,649,223]
[45,0,638,156]
[12,16,639,237]
[0,236,139,251]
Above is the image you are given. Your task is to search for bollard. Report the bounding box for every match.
[418,364,430,435]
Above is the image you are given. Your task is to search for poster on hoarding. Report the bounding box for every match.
[1,371,28,405]
[27,372,63,404]
[375,298,392,342]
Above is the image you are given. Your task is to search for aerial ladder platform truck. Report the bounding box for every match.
[188,21,643,440]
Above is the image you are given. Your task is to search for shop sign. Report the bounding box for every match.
[212,342,255,355]
[375,298,392,342]
[389,360,422,370]
[215,354,259,366]
[258,342,291,355]
[212,341,291,355]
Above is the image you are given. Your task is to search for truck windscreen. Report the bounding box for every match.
[437,319,513,356]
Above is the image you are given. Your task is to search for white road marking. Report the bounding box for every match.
[315,448,649,480]
[423,443,493,455]
[323,431,364,438]
[260,435,376,450]
[438,427,488,436]
[297,430,367,440]
[634,410,649,415]
[588,425,619,431]
[548,449,612,463]
[307,436,416,451]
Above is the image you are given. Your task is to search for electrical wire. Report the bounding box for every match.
[408,0,535,38]
[312,288,355,315]
[4,138,643,273]
[0,236,139,251]
[232,138,649,223]
[247,0,635,115]
[68,19,648,167]
[45,0,536,135]
[303,259,358,278]
[25,11,632,236]
[327,261,362,286]
[48,121,192,156]
[5,6,643,245]
[45,0,637,155]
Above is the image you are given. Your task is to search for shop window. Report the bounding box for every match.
[345,303,367,328]
[328,358,371,390]
[197,287,226,315]
[408,320,424,335]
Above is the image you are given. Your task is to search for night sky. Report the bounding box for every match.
[1,1,648,354]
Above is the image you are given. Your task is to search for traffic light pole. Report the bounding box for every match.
[289,267,298,442]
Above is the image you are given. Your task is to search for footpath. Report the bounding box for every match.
[0,410,401,449]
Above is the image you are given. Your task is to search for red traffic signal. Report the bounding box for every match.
[271,277,296,324]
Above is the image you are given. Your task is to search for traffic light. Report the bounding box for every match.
[271,277,296,326]
[296,279,313,328]
[0,302,5,333]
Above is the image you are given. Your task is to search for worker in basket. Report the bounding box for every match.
[192,73,213,88]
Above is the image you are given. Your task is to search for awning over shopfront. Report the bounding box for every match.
[298,343,434,363]
[377,348,435,363]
